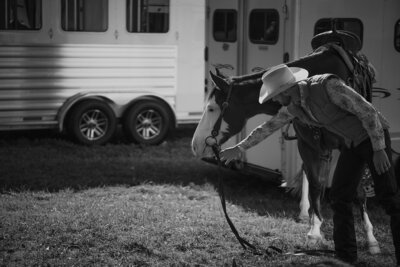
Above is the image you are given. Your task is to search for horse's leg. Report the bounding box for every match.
[358,168,381,254]
[308,213,323,243]
[306,172,324,244]
[359,198,381,254]
[298,167,310,222]
[298,165,323,242]
[297,138,324,243]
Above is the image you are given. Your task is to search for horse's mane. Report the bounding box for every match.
[209,48,340,113]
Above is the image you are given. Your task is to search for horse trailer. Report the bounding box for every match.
[1,0,399,180]
[205,0,400,181]
[0,0,206,145]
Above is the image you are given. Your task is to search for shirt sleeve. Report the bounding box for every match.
[325,77,386,151]
[237,107,293,150]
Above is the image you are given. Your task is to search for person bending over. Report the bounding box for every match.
[220,64,400,266]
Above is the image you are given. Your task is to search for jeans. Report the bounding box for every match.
[329,130,400,264]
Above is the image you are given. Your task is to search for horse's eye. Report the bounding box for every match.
[208,108,214,112]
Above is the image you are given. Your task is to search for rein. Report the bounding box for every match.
[212,145,267,255]
[205,83,282,256]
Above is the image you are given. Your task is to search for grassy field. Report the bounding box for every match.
[0,126,397,266]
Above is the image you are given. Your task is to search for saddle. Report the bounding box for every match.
[312,29,375,102]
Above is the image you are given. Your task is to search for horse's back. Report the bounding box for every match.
[287,48,351,81]
[233,46,351,88]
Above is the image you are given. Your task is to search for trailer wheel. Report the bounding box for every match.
[67,100,117,145]
[123,101,171,145]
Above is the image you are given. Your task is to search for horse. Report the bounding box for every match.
[191,44,381,254]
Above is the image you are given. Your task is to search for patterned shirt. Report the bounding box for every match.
[237,77,388,152]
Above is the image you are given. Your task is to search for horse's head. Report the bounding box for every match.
[191,72,248,158]
[191,70,281,158]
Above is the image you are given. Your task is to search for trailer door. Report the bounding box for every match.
[206,0,239,79]
[241,0,287,175]
[206,0,240,150]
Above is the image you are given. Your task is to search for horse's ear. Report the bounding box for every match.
[210,71,229,92]
[215,68,222,77]
[216,68,228,78]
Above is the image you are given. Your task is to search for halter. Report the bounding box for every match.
[204,83,234,152]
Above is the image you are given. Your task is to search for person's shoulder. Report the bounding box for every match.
[307,74,342,88]
[324,75,344,86]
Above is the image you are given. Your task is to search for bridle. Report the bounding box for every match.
[204,82,233,153]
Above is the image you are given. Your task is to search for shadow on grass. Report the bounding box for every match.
[0,125,300,219]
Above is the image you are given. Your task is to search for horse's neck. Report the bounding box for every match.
[233,48,348,81]
[231,70,265,84]
[232,47,352,119]
[288,49,350,78]
[242,98,281,119]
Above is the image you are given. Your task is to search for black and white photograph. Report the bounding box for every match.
[1,0,400,266]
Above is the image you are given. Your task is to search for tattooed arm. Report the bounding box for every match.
[220,107,293,164]
[325,77,390,175]
[325,77,386,151]
[237,107,293,150]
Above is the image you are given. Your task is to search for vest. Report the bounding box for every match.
[287,74,388,149]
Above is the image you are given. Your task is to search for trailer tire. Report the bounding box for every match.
[67,100,117,145]
[123,101,171,145]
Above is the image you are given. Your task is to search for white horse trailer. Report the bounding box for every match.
[1,0,399,180]
[0,0,205,145]
[206,0,400,181]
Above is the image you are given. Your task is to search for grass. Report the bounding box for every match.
[0,126,398,266]
[0,127,220,192]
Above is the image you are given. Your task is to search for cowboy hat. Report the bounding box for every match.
[311,29,362,53]
[259,64,309,104]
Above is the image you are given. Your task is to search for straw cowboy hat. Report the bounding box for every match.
[259,64,309,104]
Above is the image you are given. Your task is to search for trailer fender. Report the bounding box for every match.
[57,93,115,132]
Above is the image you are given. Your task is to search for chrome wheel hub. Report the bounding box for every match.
[79,109,108,141]
[136,109,162,140]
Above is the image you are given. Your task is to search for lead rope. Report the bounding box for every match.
[208,83,280,256]
[211,144,283,256]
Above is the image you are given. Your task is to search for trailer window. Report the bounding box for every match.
[249,9,279,44]
[213,10,237,42]
[314,18,363,47]
[61,0,108,32]
[395,19,400,52]
[126,0,169,33]
[0,0,42,30]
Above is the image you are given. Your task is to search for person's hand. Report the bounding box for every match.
[373,149,391,175]
[220,146,242,165]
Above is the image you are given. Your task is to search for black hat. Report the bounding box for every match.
[311,29,362,53]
